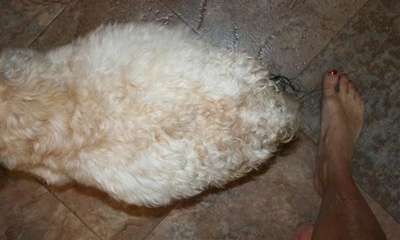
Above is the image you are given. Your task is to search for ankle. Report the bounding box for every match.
[316,156,353,191]
[324,166,355,193]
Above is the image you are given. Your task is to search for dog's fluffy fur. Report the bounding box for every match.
[0,23,298,206]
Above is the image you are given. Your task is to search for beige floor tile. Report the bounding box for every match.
[0,173,100,240]
[0,0,69,48]
[30,0,182,51]
[162,0,368,77]
[45,184,175,239]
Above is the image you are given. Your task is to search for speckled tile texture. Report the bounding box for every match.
[0,173,100,240]
[45,185,175,239]
[30,0,181,51]
[0,0,399,239]
[162,0,368,77]
[0,0,70,48]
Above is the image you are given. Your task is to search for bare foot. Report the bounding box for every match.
[314,69,364,196]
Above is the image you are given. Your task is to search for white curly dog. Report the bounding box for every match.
[0,23,298,206]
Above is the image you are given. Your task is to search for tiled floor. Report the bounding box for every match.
[0,0,399,239]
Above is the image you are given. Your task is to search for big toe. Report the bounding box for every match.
[322,69,339,97]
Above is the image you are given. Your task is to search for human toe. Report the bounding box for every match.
[322,69,339,97]
[347,80,357,97]
[339,74,350,92]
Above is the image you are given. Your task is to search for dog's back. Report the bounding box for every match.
[0,23,298,206]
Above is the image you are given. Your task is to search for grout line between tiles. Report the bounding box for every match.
[141,202,180,240]
[196,0,208,31]
[27,0,73,48]
[44,184,104,239]
[294,0,370,80]
[160,0,201,35]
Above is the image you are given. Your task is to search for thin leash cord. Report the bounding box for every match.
[268,73,323,100]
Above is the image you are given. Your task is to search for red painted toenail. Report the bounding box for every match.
[328,69,338,75]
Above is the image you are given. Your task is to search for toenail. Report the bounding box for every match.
[328,69,337,75]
